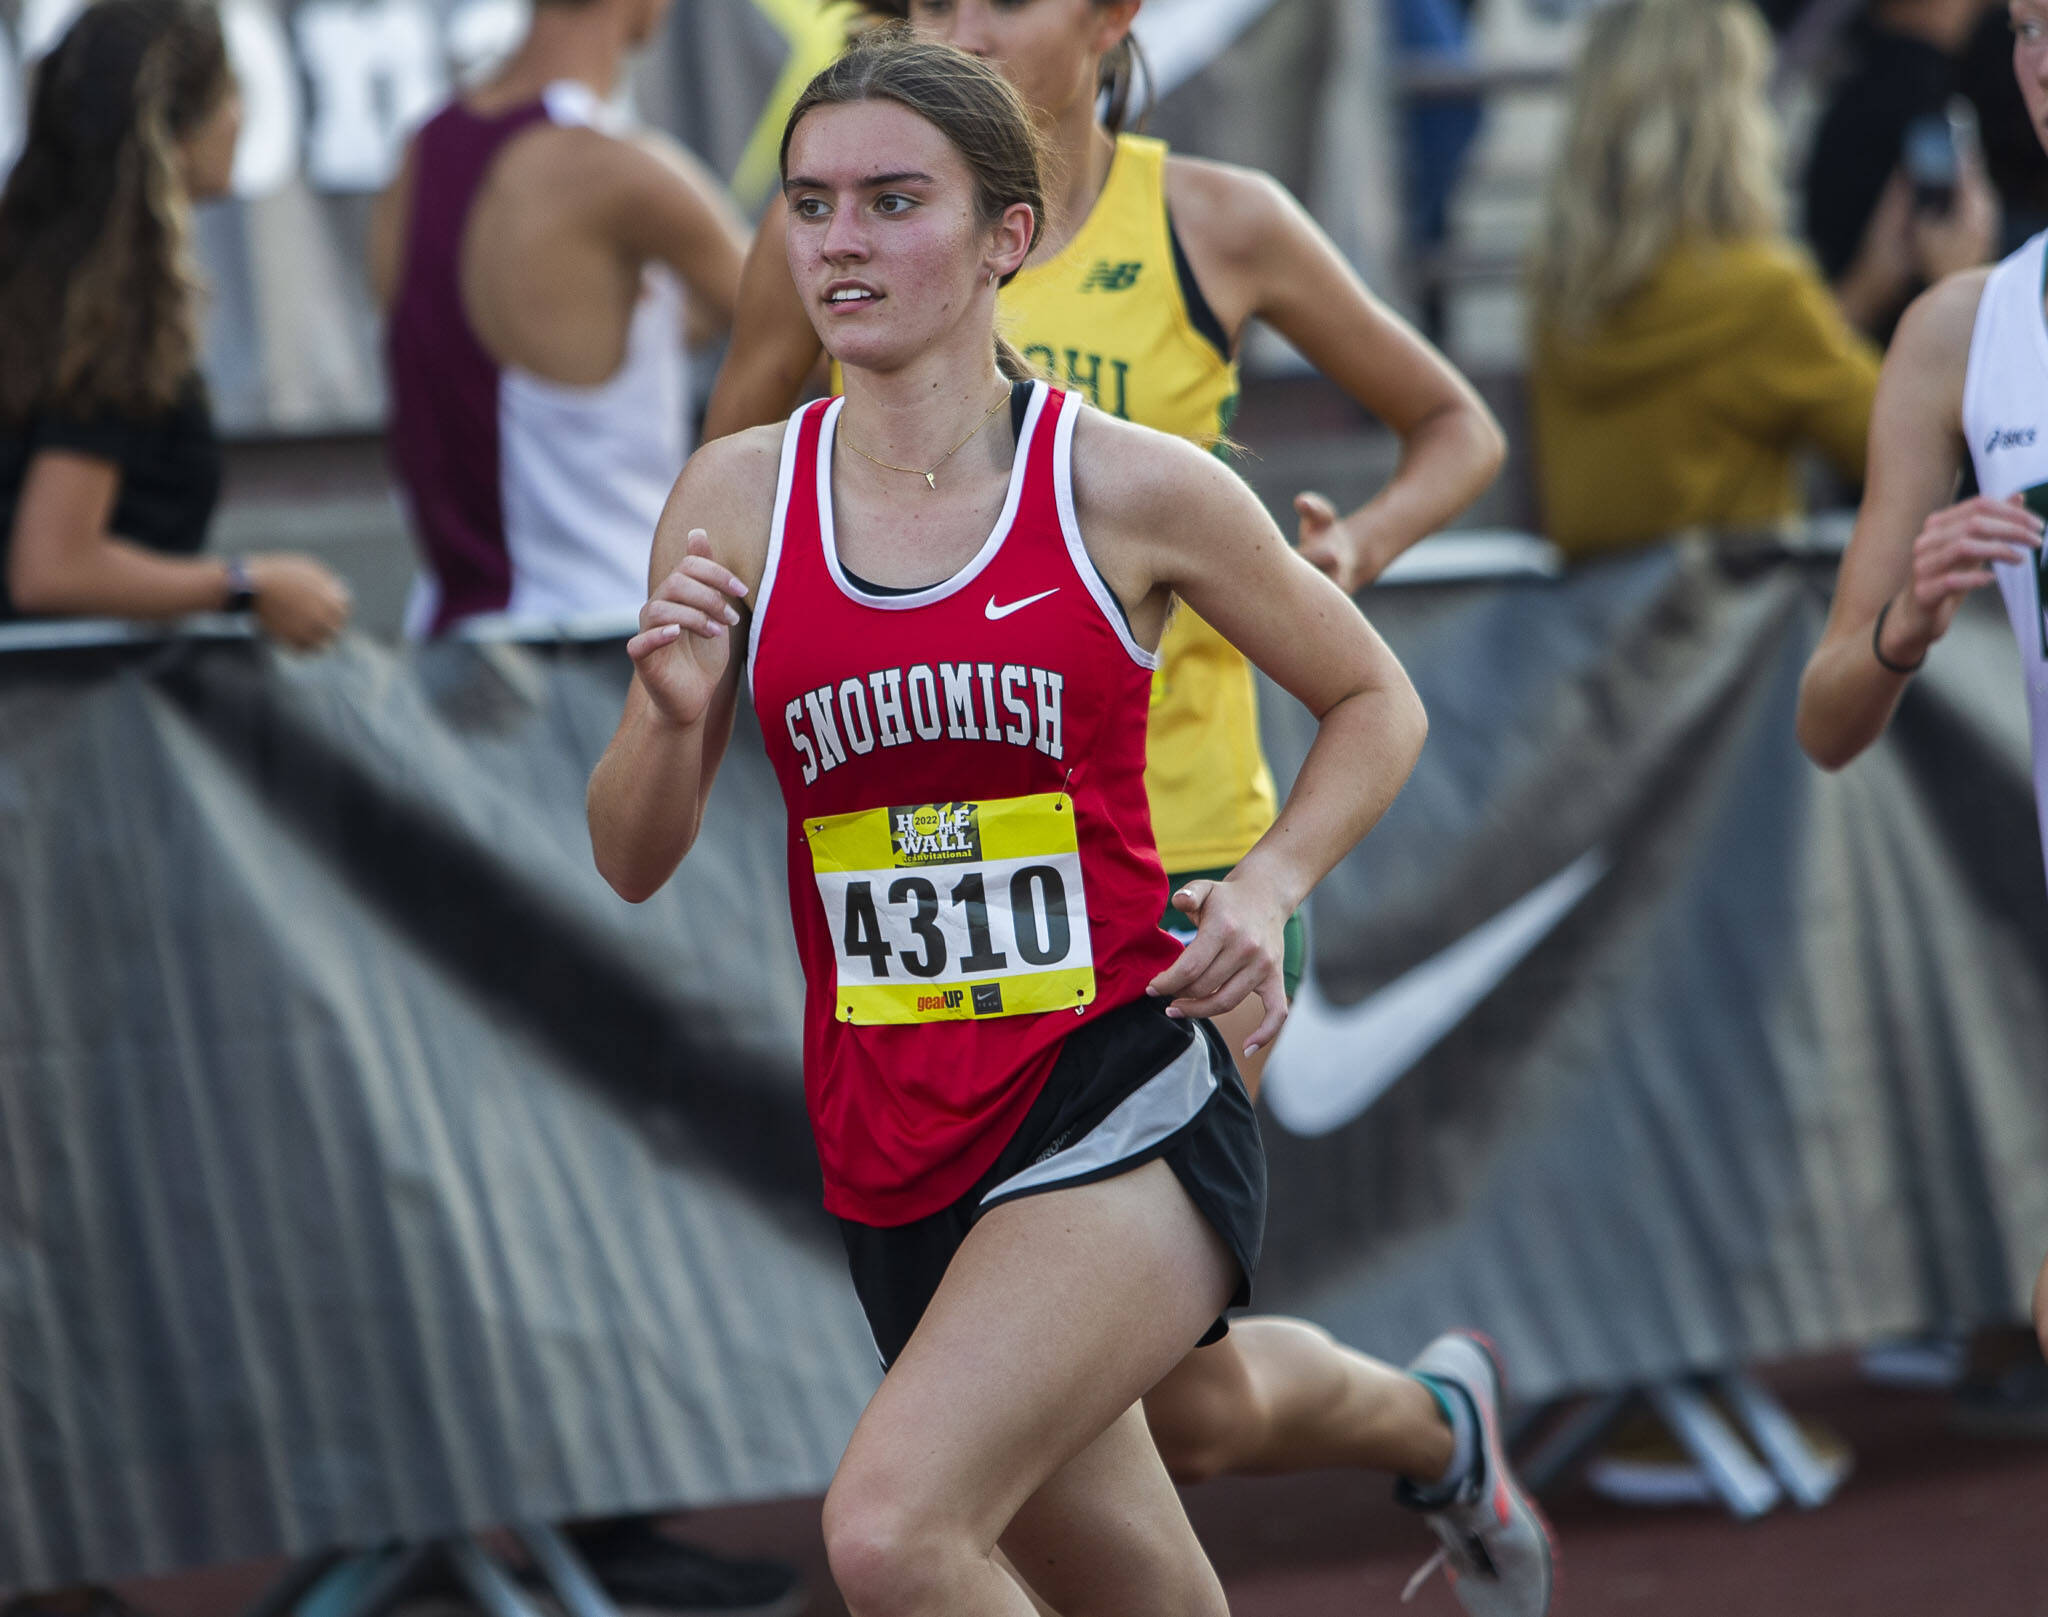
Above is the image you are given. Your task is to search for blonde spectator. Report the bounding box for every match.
[1528,0,1881,558]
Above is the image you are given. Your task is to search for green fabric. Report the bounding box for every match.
[1161,865,1307,1000]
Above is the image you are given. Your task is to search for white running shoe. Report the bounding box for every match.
[1396,1330,1557,1617]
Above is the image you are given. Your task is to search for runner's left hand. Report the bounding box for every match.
[1147,877,1290,1056]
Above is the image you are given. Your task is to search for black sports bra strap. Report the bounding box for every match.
[1167,213,1231,362]
[1009,378,1034,439]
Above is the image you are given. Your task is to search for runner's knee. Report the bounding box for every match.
[1144,1345,1268,1485]
[823,1473,979,1616]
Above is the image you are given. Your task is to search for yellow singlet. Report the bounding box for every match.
[1001,134,1277,871]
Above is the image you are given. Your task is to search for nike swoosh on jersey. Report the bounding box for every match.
[985,588,1060,620]
[1263,848,1610,1137]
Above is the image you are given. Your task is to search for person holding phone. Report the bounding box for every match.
[368,0,749,636]
[1798,0,2048,1411]
[1803,0,2000,342]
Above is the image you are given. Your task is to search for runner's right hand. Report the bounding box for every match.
[1889,491,2042,656]
[629,527,748,728]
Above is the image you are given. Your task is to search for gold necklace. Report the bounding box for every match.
[838,388,1011,491]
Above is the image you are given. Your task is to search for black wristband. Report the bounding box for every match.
[1872,598,1925,675]
[222,556,257,614]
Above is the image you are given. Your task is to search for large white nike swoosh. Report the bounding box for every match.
[986,588,1059,620]
[1263,849,1610,1138]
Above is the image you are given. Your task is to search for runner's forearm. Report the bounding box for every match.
[587,696,723,901]
[1231,681,1427,911]
[1342,404,1503,580]
[1796,597,1922,769]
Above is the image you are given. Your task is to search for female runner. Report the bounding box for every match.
[1797,0,2048,1387]
[705,6,1501,1085]
[591,32,1426,1614]
[702,6,1552,1612]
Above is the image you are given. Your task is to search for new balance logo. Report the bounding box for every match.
[1985,426,2038,454]
[1081,260,1143,292]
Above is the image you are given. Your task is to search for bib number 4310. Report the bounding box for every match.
[842,866,1072,978]
[808,793,1096,1023]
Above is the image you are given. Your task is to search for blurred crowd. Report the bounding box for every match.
[1526,0,2044,555]
[1,0,2046,1613]
[6,0,2048,635]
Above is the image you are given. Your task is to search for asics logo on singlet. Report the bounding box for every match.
[986,588,1059,620]
[1081,260,1144,292]
[1985,426,2038,453]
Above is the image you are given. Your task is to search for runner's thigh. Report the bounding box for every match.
[829,1158,1239,1548]
[1002,1402,1229,1617]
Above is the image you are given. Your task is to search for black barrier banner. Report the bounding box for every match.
[1259,542,2048,1389]
[0,632,876,1590]
[2,541,2046,1587]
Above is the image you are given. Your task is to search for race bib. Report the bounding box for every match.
[806,793,1095,1023]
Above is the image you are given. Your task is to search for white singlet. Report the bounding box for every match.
[1958,228,2048,878]
[397,80,690,638]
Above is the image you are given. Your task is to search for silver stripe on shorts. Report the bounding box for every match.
[979,1030,1217,1207]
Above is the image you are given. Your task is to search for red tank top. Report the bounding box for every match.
[748,382,1184,1226]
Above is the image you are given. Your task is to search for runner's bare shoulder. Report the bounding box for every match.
[1159,151,1293,266]
[650,423,786,594]
[483,117,633,209]
[1068,406,1259,527]
[624,126,735,203]
[1890,265,1998,397]
[1065,404,1272,600]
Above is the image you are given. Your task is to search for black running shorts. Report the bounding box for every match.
[838,996,1267,1368]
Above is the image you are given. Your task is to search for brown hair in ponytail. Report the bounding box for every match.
[1097,34,1154,134]
[0,0,230,421]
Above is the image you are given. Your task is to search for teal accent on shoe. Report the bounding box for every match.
[1414,1369,1458,1428]
[1412,1369,1482,1494]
